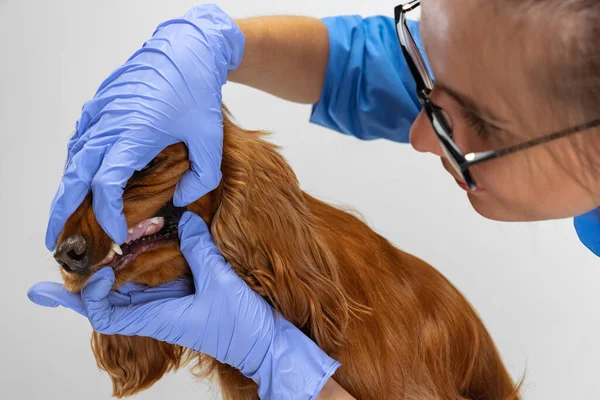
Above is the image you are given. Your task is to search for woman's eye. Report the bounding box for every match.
[140,159,158,173]
[460,108,491,140]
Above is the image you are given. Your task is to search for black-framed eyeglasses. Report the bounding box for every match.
[394,0,600,191]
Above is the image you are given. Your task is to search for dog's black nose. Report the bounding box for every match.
[54,234,89,273]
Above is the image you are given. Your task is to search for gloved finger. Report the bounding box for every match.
[66,128,81,159]
[67,62,146,155]
[178,211,229,288]
[25,279,190,318]
[91,133,175,244]
[27,282,87,317]
[45,146,108,251]
[82,268,192,337]
[65,106,101,159]
[114,281,149,294]
[80,267,118,333]
[173,112,224,207]
[117,279,195,304]
[67,78,164,159]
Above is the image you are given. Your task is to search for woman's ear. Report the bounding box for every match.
[91,332,193,397]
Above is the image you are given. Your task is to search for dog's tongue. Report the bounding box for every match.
[126,218,165,244]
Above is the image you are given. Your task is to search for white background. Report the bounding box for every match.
[1,1,599,399]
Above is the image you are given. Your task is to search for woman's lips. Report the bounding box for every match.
[440,158,485,193]
[454,179,470,191]
[454,178,484,193]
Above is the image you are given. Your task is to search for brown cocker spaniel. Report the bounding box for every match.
[53,107,520,400]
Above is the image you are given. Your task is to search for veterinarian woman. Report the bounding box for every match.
[28,1,600,398]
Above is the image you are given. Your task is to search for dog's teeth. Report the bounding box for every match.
[100,249,116,265]
[151,217,161,225]
[112,243,123,256]
[128,228,133,234]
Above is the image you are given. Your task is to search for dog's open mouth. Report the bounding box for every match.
[92,201,185,273]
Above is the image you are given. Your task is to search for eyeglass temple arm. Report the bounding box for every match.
[464,118,600,167]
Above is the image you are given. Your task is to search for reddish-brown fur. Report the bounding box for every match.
[56,108,520,400]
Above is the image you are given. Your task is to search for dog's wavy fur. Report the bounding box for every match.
[56,107,521,400]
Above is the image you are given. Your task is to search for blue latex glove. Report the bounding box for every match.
[45,4,245,250]
[574,208,600,257]
[29,212,340,399]
[28,279,194,317]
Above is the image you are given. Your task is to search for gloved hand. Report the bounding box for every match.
[29,212,340,399]
[45,3,245,250]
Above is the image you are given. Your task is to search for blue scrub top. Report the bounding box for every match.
[308,15,600,257]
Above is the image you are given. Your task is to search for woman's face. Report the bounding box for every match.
[409,0,600,221]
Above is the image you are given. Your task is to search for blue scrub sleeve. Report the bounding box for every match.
[309,16,423,142]
[574,210,600,257]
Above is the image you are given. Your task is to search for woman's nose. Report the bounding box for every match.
[409,110,444,157]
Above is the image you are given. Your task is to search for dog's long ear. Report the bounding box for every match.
[91,332,193,398]
[211,117,360,353]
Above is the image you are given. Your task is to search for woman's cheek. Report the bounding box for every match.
[467,163,531,221]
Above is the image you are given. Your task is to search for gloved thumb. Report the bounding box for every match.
[81,267,116,332]
[173,165,221,207]
[173,123,223,207]
[27,282,87,317]
[178,211,229,285]
[178,211,220,256]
